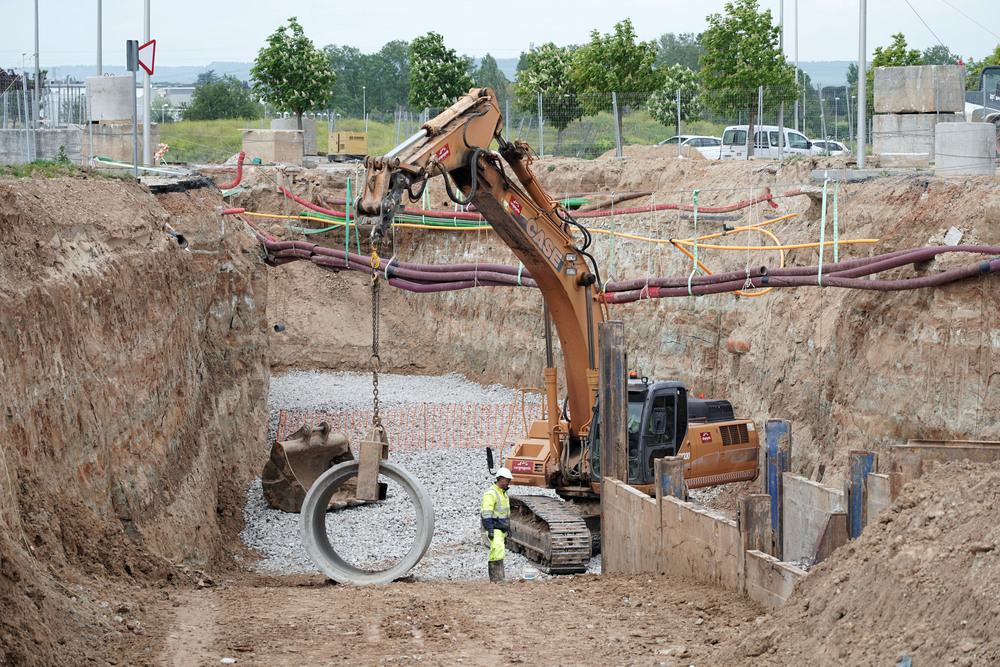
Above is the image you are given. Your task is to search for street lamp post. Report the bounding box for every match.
[362,86,367,133]
[834,97,839,141]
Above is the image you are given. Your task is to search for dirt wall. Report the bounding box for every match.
[0,176,269,665]
[256,154,1000,484]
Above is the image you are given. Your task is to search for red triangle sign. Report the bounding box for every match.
[137,39,156,75]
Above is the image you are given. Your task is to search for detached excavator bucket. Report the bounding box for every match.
[261,422,368,512]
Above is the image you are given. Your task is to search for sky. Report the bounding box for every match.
[1,0,998,73]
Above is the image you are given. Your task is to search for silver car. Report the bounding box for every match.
[656,135,723,160]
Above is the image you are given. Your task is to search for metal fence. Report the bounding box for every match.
[329,85,877,160]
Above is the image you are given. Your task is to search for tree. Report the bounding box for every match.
[251,17,337,130]
[408,31,473,109]
[922,44,961,65]
[514,43,583,149]
[656,32,705,72]
[370,40,410,113]
[183,75,260,121]
[474,54,511,106]
[573,19,664,137]
[647,65,702,131]
[195,70,218,86]
[325,44,367,116]
[965,44,1000,90]
[700,0,797,156]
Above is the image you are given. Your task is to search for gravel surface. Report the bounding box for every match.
[242,370,601,581]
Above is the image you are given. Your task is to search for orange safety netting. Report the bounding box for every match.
[276,402,545,452]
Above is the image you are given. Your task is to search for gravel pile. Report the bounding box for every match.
[242,370,601,581]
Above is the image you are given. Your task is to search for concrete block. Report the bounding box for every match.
[86,75,134,122]
[873,113,962,159]
[866,473,891,521]
[86,122,160,165]
[241,130,303,165]
[935,122,997,176]
[812,511,848,565]
[879,153,932,169]
[744,550,807,610]
[601,479,661,575]
[271,117,317,156]
[0,128,83,165]
[874,65,965,114]
[781,473,844,564]
[660,494,740,591]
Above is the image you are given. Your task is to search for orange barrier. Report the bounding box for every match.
[276,402,544,452]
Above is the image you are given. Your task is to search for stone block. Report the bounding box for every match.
[87,122,160,165]
[935,122,997,176]
[241,129,303,165]
[874,65,965,114]
[0,128,83,165]
[271,117,317,156]
[86,75,134,122]
[873,113,962,158]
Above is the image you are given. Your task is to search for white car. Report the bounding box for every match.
[656,135,723,160]
[810,140,851,156]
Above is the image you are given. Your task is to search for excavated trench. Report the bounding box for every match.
[1,152,998,665]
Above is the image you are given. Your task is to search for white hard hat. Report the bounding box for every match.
[496,467,514,480]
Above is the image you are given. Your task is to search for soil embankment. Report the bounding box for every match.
[0,176,268,665]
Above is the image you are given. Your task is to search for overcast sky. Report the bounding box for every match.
[2,0,998,72]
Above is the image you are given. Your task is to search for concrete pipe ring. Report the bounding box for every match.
[300,460,435,585]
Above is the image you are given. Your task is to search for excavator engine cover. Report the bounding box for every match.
[262,422,367,512]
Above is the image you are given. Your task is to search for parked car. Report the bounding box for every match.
[810,140,851,156]
[720,125,812,160]
[656,135,723,160]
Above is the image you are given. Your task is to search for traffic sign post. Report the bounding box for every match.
[126,40,139,179]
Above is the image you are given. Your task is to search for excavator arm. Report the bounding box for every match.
[355,88,604,461]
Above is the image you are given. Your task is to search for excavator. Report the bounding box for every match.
[351,87,759,573]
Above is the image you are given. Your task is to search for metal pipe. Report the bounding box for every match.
[543,301,554,368]
[143,0,151,166]
[385,129,427,158]
[96,0,102,76]
[586,292,595,370]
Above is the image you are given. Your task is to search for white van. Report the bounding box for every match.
[720,125,813,160]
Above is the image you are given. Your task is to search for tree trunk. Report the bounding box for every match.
[296,111,303,131]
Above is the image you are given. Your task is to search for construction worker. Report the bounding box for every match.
[481,467,512,583]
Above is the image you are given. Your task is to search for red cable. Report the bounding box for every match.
[218,151,245,190]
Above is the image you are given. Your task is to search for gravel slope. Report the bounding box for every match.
[242,370,601,581]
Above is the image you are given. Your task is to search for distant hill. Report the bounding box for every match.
[798,61,851,87]
[47,61,252,85]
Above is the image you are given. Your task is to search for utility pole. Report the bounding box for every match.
[33,0,40,132]
[96,0,102,76]
[857,0,867,168]
[143,0,152,166]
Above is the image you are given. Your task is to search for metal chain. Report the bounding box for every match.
[370,243,383,428]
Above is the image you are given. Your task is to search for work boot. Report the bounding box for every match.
[488,559,506,583]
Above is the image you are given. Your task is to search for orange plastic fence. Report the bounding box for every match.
[276,402,544,452]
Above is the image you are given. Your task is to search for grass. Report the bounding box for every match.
[155,112,731,165]
[0,147,129,179]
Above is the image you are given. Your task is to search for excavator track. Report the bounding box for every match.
[507,495,591,574]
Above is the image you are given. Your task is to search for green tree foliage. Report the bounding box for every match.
[474,54,510,106]
[514,43,583,133]
[195,70,218,86]
[251,17,337,129]
[866,33,922,95]
[573,18,664,137]
[964,45,1000,91]
[326,44,367,116]
[701,0,797,154]
[324,40,410,118]
[921,44,961,65]
[408,31,473,109]
[647,65,702,128]
[183,75,260,121]
[656,32,705,72]
[370,40,410,113]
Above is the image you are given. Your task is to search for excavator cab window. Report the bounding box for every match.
[636,390,682,485]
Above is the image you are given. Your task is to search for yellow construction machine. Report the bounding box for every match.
[351,88,760,573]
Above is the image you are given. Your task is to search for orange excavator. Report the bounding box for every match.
[355,88,758,572]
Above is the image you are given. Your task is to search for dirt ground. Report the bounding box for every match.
[2,148,999,666]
